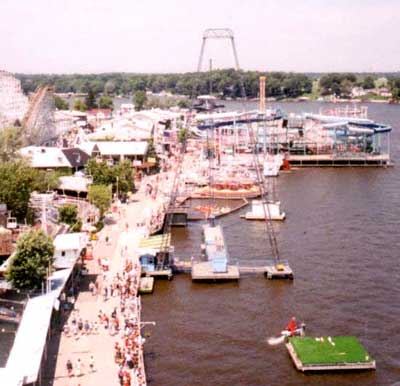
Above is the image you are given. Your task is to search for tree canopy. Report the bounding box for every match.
[58,204,81,231]
[362,76,375,90]
[390,78,400,100]
[14,71,400,100]
[6,229,54,290]
[0,127,23,162]
[0,160,60,221]
[88,184,111,217]
[319,73,357,96]
[134,90,147,111]
[98,96,114,109]
[86,158,134,195]
[85,87,97,110]
[73,99,87,112]
[53,95,69,110]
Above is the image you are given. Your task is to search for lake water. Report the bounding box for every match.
[142,101,400,386]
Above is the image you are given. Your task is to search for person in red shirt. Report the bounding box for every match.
[286,317,298,336]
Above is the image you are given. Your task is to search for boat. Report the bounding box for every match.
[242,200,285,221]
[192,181,260,199]
[0,305,20,324]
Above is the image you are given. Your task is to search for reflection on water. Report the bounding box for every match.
[0,321,17,366]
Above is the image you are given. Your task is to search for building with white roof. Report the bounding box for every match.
[19,146,90,170]
[53,232,88,269]
[78,140,148,164]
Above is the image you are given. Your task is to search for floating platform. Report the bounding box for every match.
[139,277,154,294]
[288,154,392,167]
[264,260,294,279]
[191,261,240,281]
[240,213,285,221]
[240,200,286,221]
[286,336,376,372]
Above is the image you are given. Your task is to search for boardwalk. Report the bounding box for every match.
[43,191,161,386]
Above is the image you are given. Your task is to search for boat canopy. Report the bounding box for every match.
[309,114,392,135]
[138,233,171,253]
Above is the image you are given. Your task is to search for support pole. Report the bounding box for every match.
[197,38,206,72]
[230,37,240,71]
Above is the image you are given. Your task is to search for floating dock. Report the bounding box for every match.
[264,260,294,279]
[288,154,392,167]
[240,200,286,221]
[286,336,376,372]
[191,223,239,281]
[139,277,154,294]
[191,261,240,280]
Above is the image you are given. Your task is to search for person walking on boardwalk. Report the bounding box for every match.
[75,358,83,377]
[89,355,95,373]
[66,359,73,377]
[103,286,108,301]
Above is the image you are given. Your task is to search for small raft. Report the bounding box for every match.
[241,200,286,221]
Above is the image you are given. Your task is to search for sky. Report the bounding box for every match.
[0,0,399,74]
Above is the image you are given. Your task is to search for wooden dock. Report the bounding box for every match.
[239,266,270,274]
[191,261,240,281]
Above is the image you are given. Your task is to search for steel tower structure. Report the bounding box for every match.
[197,28,241,72]
[259,76,266,113]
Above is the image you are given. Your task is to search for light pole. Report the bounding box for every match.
[116,176,119,200]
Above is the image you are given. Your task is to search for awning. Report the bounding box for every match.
[138,233,171,253]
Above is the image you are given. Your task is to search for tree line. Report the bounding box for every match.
[16,70,312,99]
[16,70,400,101]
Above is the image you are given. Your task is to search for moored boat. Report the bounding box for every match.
[242,200,285,221]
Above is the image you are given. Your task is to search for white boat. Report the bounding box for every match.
[243,200,286,221]
[263,154,283,177]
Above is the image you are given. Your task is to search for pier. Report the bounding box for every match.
[191,223,239,281]
[191,261,240,280]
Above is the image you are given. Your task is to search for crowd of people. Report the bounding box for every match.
[104,259,147,386]
[63,240,147,385]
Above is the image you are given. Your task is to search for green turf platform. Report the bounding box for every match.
[286,336,376,372]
